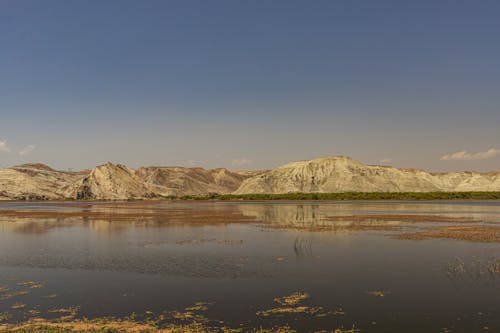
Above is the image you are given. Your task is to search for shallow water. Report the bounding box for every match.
[0,201,499,332]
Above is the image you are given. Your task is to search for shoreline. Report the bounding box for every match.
[1,191,500,202]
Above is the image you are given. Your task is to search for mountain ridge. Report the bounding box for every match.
[0,156,499,200]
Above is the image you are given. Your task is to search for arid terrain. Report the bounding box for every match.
[0,157,499,200]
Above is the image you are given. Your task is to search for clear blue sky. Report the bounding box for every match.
[1,0,499,171]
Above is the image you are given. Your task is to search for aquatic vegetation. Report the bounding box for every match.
[258,292,343,319]
[444,257,500,281]
[0,320,302,333]
[487,258,500,275]
[184,302,211,312]
[0,286,9,293]
[444,257,467,280]
[0,290,31,300]
[48,307,79,321]
[274,292,309,306]
[366,291,390,297]
[0,294,353,332]
[333,328,360,333]
[17,281,43,288]
[0,313,12,323]
[188,192,500,201]
[257,306,324,316]
[166,302,212,322]
[29,283,44,289]
[48,307,79,314]
[43,294,58,299]
[27,309,40,316]
[11,303,27,310]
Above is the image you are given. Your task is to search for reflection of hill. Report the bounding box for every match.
[0,217,129,234]
[0,202,256,234]
[235,204,402,231]
[1,201,499,235]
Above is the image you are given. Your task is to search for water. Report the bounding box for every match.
[0,201,499,332]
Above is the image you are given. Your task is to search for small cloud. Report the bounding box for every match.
[19,145,36,156]
[0,140,10,153]
[379,158,392,164]
[232,158,251,167]
[441,148,500,161]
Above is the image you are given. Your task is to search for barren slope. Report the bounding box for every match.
[234,156,500,194]
[136,167,253,196]
[0,164,83,200]
[66,163,156,200]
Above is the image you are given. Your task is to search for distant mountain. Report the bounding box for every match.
[0,157,499,200]
[235,156,500,194]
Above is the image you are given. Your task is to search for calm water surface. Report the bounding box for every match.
[0,201,499,332]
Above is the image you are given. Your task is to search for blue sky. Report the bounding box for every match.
[1,0,499,171]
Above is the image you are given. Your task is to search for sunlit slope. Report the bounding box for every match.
[234,157,500,194]
[0,164,83,200]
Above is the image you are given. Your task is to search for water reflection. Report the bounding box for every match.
[293,236,314,258]
[0,201,500,332]
[1,201,500,235]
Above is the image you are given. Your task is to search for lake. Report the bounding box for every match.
[0,200,499,332]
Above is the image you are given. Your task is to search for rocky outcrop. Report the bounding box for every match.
[0,164,82,200]
[136,167,253,196]
[1,157,499,200]
[67,163,156,200]
[234,156,500,194]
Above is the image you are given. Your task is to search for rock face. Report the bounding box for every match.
[67,163,156,200]
[0,164,82,200]
[1,157,499,200]
[136,167,253,197]
[234,156,500,194]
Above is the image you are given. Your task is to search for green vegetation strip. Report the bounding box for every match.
[173,192,500,201]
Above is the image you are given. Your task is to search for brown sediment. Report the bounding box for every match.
[0,319,160,333]
[268,223,401,232]
[324,214,481,223]
[0,320,297,333]
[397,225,500,242]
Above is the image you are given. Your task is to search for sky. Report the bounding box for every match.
[1,0,499,172]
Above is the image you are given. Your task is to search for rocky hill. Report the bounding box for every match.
[234,156,500,194]
[0,162,260,200]
[136,166,255,197]
[0,164,82,200]
[66,163,156,200]
[0,157,499,200]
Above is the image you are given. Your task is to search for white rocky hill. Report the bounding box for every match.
[136,166,258,197]
[66,163,156,200]
[0,157,499,200]
[0,163,83,200]
[234,156,500,194]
